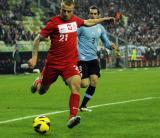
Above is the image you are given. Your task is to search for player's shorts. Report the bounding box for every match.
[78,59,100,79]
[41,63,80,87]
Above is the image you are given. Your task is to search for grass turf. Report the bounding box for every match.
[0,68,160,138]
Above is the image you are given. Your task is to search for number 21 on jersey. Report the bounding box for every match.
[59,34,68,42]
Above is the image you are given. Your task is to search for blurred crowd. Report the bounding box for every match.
[0,0,35,45]
[76,0,160,48]
[0,0,160,73]
[0,0,160,48]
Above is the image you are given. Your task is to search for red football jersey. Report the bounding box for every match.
[40,15,84,66]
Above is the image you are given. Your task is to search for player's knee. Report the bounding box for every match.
[81,78,90,88]
[75,82,81,90]
[81,82,89,88]
[70,81,81,92]
[90,79,98,87]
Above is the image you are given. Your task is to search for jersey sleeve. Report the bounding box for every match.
[100,25,112,49]
[40,19,55,37]
[75,16,84,28]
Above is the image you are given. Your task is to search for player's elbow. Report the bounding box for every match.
[84,20,93,26]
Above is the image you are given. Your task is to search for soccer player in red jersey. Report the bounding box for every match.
[28,0,115,128]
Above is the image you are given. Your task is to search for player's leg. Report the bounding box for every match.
[80,59,100,112]
[80,75,98,112]
[31,73,43,93]
[78,61,92,111]
[39,66,59,95]
[31,67,45,93]
[66,75,81,118]
[78,61,89,88]
[31,66,58,95]
[31,59,48,93]
[62,64,81,128]
[81,78,90,88]
[66,75,81,128]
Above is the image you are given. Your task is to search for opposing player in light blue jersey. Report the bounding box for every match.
[78,5,117,112]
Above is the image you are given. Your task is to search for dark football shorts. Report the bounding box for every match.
[78,59,100,79]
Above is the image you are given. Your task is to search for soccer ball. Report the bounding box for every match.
[33,115,51,135]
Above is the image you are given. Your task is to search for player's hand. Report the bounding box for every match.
[111,43,118,50]
[104,17,115,23]
[28,56,37,69]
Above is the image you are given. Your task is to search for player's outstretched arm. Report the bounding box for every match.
[28,34,42,69]
[84,17,115,26]
[101,29,118,50]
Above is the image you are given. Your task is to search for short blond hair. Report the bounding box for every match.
[61,0,75,6]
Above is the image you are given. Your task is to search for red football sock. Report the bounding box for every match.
[69,93,80,119]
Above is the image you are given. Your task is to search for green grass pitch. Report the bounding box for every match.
[0,68,160,138]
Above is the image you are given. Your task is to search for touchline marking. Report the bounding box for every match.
[88,97,154,109]
[0,110,69,124]
[0,97,157,124]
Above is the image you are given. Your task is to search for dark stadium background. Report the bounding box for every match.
[0,0,160,74]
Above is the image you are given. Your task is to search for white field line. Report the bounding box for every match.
[0,97,158,124]
[88,97,154,109]
[0,110,69,124]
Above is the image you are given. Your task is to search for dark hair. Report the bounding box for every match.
[88,5,100,15]
[61,0,75,5]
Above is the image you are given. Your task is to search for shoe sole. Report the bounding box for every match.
[68,117,80,128]
[80,108,92,112]
[31,85,37,93]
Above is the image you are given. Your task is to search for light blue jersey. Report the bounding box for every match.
[78,24,111,61]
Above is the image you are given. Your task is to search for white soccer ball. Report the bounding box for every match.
[33,115,51,135]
